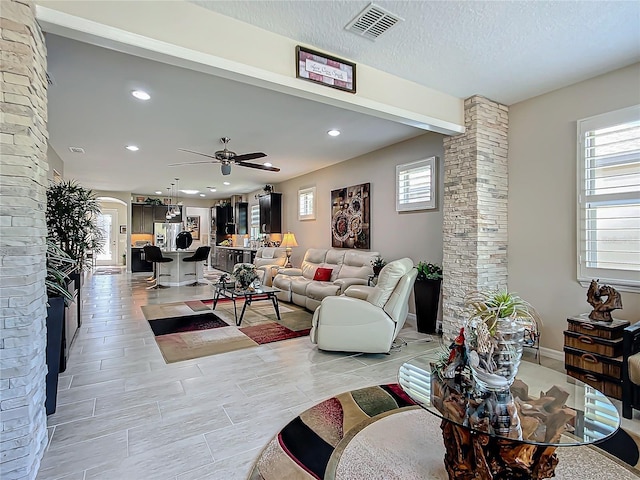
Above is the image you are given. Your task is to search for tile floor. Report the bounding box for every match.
[37,269,640,480]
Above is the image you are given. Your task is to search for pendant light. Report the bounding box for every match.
[165,186,172,220]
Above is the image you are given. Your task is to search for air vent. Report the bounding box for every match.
[69,146,85,154]
[46,72,56,86]
[345,3,403,40]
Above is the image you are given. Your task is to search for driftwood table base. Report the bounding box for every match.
[440,420,559,480]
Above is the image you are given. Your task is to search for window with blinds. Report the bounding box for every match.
[298,186,316,220]
[396,157,437,211]
[250,204,260,239]
[577,105,640,290]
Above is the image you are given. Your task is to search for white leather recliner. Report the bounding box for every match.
[310,258,417,354]
[253,247,287,286]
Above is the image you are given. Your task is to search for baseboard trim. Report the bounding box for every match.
[539,347,564,361]
[405,313,417,329]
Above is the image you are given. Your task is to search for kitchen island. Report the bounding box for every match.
[158,250,202,286]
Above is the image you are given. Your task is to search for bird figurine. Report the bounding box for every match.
[443,327,468,378]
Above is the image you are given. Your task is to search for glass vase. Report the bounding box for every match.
[466,317,525,392]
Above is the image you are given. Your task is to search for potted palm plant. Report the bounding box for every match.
[413,261,443,334]
[371,255,387,275]
[47,180,105,331]
[45,240,76,415]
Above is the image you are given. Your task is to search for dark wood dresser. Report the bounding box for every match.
[564,314,629,400]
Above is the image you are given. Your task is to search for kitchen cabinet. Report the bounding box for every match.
[259,193,282,234]
[235,202,248,235]
[131,247,153,272]
[214,247,257,272]
[132,204,154,233]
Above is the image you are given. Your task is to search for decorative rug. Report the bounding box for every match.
[141,300,312,363]
[93,268,122,275]
[249,384,640,480]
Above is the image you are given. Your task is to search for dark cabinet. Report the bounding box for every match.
[131,247,153,272]
[132,204,154,233]
[133,204,181,232]
[259,193,282,234]
[235,202,249,235]
[215,204,233,234]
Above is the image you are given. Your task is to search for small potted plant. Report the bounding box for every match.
[414,261,443,334]
[371,255,387,275]
[232,263,259,290]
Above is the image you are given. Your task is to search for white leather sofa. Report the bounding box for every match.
[253,247,287,286]
[272,248,379,311]
[310,258,417,354]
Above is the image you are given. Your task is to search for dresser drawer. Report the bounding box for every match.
[566,367,622,400]
[564,347,622,378]
[563,331,623,357]
[567,314,629,340]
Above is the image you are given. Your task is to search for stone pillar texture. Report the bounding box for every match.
[0,1,49,478]
[441,95,509,340]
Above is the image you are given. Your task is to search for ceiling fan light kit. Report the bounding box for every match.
[172,137,280,175]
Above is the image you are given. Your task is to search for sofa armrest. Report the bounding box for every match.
[277,267,302,276]
[334,277,368,294]
[255,263,284,286]
[344,285,375,300]
[313,296,392,326]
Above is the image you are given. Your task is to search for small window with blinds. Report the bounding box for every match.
[396,157,437,211]
[250,204,260,239]
[577,105,640,290]
[298,186,316,221]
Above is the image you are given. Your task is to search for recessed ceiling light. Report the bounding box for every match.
[155,191,162,195]
[125,145,139,151]
[208,187,217,192]
[199,193,206,197]
[223,181,230,186]
[263,162,272,167]
[327,129,341,136]
[180,189,199,195]
[131,90,150,100]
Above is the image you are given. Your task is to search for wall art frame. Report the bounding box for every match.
[331,183,370,249]
[296,46,356,93]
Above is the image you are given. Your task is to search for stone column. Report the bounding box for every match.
[441,96,509,340]
[0,1,49,478]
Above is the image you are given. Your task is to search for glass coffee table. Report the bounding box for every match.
[212,283,281,326]
[399,354,620,479]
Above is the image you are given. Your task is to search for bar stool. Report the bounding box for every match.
[143,246,173,289]
[182,246,211,286]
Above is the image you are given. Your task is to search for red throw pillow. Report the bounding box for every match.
[313,267,333,281]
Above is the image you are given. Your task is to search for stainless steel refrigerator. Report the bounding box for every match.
[154,222,183,250]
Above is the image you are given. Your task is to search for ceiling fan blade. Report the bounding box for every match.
[178,148,219,160]
[168,160,219,166]
[236,161,280,172]
[233,152,266,161]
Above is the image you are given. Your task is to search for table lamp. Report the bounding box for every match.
[280,232,298,268]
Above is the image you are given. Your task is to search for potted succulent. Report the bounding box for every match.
[413,261,443,334]
[464,289,539,392]
[371,255,387,275]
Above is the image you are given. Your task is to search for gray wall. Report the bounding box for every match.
[46,144,63,181]
[278,132,445,272]
[509,62,640,352]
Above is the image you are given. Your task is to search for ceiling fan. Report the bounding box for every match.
[170,137,280,176]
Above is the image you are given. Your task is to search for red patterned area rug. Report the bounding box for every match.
[249,384,640,480]
[141,300,312,363]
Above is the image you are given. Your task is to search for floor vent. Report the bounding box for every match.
[345,3,403,41]
[69,146,85,154]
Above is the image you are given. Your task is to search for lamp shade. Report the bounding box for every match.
[280,232,298,248]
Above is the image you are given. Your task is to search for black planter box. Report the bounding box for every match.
[414,278,442,334]
[46,296,65,415]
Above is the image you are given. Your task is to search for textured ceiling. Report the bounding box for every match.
[45,1,640,198]
[191,0,640,105]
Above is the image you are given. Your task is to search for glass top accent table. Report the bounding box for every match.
[212,283,281,326]
[398,354,620,479]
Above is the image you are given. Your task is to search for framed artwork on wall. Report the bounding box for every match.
[330,183,370,249]
[186,216,200,240]
[296,46,356,93]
